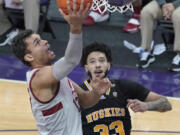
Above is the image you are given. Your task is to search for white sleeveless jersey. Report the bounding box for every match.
[26,68,83,135]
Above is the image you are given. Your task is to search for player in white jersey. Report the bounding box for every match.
[12,0,114,135]
[26,69,83,135]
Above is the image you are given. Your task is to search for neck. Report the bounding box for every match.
[31,63,51,69]
[30,59,53,68]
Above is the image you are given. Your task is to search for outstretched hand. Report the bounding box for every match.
[58,0,91,33]
[127,99,148,112]
[91,77,115,97]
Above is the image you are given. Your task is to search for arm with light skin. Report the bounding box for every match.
[127,92,172,112]
[70,78,113,109]
[29,0,90,102]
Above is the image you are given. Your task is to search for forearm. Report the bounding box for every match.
[64,32,82,64]
[53,33,82,80]
[147,97,172,112]
[79,90,101,109]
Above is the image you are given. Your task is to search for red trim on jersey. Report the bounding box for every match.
[68,79,72,89]
[29,69,60,104]
[42,101,63,116]
[68,79,76,95]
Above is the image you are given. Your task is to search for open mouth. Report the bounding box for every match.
[95,70,103,74]
[47,47,54,56]
[94,70,104,77]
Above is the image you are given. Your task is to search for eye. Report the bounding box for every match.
[36,40,41,46]
[99,59,105,62]
[34,39,41,46]
[89,60,95,64]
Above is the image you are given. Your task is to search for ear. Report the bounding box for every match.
[84,65,89,72]
[24,54,34,63]
[107,62,111,71]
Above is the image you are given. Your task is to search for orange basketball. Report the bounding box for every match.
[57,0,92,14]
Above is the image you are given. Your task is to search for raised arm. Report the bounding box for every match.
[53,0,90,81]
[52,33,82,80]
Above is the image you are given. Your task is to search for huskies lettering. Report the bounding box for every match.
[86,107,125,123]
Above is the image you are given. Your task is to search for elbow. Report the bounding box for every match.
[159,104,172,112]
[164,97,172,111]
[160,97,172,112]
[166,101,172,111]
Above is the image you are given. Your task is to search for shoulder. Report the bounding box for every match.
[110,78,146,93]
[31,65,57,87]
[110,78,137,87]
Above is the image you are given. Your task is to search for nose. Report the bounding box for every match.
[95,61,101,68]
[42,40,48,46]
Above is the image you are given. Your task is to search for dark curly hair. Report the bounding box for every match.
[80,42,112,67]
[12,29,34,67]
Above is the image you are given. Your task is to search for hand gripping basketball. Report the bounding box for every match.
[57,0,92,15]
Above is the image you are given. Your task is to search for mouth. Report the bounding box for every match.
[94,70,104,77]
[47,47,55,57]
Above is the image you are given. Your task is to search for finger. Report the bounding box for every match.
[130,104,139,111]
[102,78,112,88]
[127,100,136,108]
[59,9,66,18]
[127,99,135,104]
[127,102,131,108]
[133,106,142,112]
[111,83,115,87]
[79,0,84,12]
[104,78,113,88]
[100,78,109,85]
[134,101,140,106]
[73,0,77,11]
[102,77,109,82]
[67,0,72,14]
[131,108,139,113]
[105,78,115,88]
[82,3,91,16]
[127,100,134,107]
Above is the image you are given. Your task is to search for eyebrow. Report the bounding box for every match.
[89,57,105,61]
[89,58,95,61]
[99,57,105,59]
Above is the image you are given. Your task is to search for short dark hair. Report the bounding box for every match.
[12,29,34,66]
[80,42,112,67]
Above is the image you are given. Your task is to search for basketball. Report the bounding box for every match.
[57,0,92,14]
